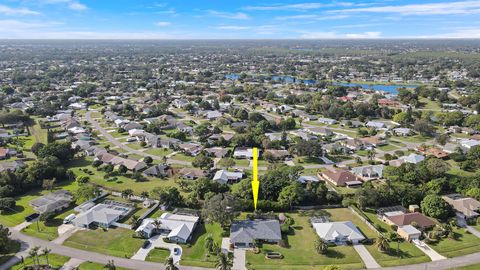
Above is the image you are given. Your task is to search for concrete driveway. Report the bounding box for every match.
[353,244,380,269]
[131,235,182,264]
[413,240,446,261]
[232,248,246,270]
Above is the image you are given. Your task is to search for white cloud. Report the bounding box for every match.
[333,1,480,15]
[416,28,480,38]
[245,2,354,11]
[155,21,171,27]
[299,31,382,39]
[275,14,349,20]
[345,31,381,38]
[0,5,40,15]
[40,0,88,11]
[207,10,250,20]
[216,25,250,30]
[68,2,87,11]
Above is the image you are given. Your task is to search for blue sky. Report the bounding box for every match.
[0,0,479,39]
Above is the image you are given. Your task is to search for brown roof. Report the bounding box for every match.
[386,212,435,228]
[359,136,385,146]
[320,168,359,186]
[0,148,7,157]
[425,147,449,159]
[443,195,480,218]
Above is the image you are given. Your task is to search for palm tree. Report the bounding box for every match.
[42,247,51,266]
[28,249,38,269]
[164,257,178,270]
[32,246,41,267]
[104,260,116,270]
[205,234,214,253]
[314,237,329,254]
[367,149,376,161]
[376,235,390,252]
[140,191,149,199]
[153,219,162,234]
[215,252,232,270]
[130,215,140,228]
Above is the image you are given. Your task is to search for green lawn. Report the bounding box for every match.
[180,222,224,268]
[294,156,324,166]
[450,263,480,270]
[64,227,144,258]
[246,212,364,270]
[0,180,78,227]
[429,228,480,258]
[66,158,178,194]
[358,209,430,267]
[10,253,70,270]
[234,159,250,167]
[146,247,171,263]
[78,261,131,270]
[170,153,195,162]
[145,148,174,157]
[21,206,77,241]
[377,144,399,152]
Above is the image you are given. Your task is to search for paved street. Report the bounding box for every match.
[85,111,190,166]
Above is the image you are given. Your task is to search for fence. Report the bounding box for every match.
[348,206,382,236]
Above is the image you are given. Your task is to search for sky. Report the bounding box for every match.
[0,0,480,39]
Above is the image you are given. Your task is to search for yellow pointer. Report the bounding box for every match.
[251,147,259,210]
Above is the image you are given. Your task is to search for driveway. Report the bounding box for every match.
[232,248,246,270]
[131,234,182,264]
[413,240,446,261]
[52,225,81,244]
[59,258,84,270]
[353,244,380,269]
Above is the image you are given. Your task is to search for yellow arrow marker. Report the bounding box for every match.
[251,147,259,210]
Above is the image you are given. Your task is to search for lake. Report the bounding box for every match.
[225,73,417,94]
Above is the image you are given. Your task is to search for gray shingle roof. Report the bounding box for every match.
[230,220,281,244]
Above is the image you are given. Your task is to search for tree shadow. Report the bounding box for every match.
[325,249,346,259]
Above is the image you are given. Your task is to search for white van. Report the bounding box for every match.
[63,213,76,224]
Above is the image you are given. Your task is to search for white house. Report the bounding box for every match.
[136,213,199,243]
[213,170,243,184]
[311,220,365,244]
[233,147,256,159]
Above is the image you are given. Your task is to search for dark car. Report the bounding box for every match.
[173,248,181,255]
[25,213,39,222]
[142,240,151,249]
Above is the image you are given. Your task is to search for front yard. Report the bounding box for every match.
[10,254,70,270]
[145,248,171,263]
[429,228,480,258]
[246,212,364,270]
[180,222,224,268]
[63,227,144,258]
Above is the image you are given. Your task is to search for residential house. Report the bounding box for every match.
[213,170,243,184]
[230,220,282,248]
[359,136,386,147]
[319,167,362,187]
[311,218,365,244]
[29,190,74,214]
[233,147,256,159]
[264,149,291,160]
[204,147,229,158]
[178,143,203,156]
[122,122,143,131]
[393,128,413,136]
[383,212,435,230]
[95,150,147,171]
[366,121,386,130]
[297,175,320,184]
[0,160,25,172]
[351,165,384,181]
[318,118,338,125]
[73,201,133,228]
[397,225,422,241]
[143,164,172,178]
[442,194,480,220]
[418,147,449,159]
[178,168,206,180]
[136,213,199,243]
[306,127,333,137]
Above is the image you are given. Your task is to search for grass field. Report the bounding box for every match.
[246,212,364,270]
[64,227,144,258]
[66,158,178,194]
[450,263,480,270]
[0,180,78,227]
[429,228,480,258]
[170,153,195,162]
[78,261,131,270]
[10,253,70,270]
[145,148,174,157]
[145,247,171,263]
[180,223,224,268]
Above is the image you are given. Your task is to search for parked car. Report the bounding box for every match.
[173,248,181,255]
[126,137,137,142]
[25,213,39,222]
[63,213,76,224]
[142,240,151,249]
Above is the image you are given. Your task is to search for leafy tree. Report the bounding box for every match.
[192,152,214,169]
[0,197,15,212]
[205,234,215,253]
[217,158,235,169]
[421,194,454,221]
[31,142,45,156]
[118,165,128,174]
[278,183,304,209]
[104,260,116,270]
[76,185,101,202]
[38,142,76,164]
[151,186,183,207]
[0,225,13,254]
[121,189,134,200]
[292,140,322,157]
[202,193,239,228]
[413,119,434,136]
[143,156,153,164]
